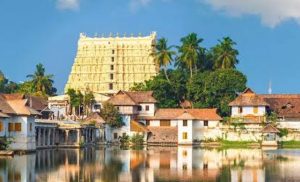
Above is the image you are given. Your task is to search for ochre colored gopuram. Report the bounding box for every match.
[65,32,158,94]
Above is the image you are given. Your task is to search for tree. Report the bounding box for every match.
[151,38,176,82]
[212,37,239,69]
[176,33,205,78]
[188,69,247,116]
[66,89,81,115]
[26,63,56,96]
[100,102,123,128]
[83,91,95,115]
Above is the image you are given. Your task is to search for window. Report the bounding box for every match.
[110,73,114,80]
[204,120,208,126]
[146,120,150,126]
[0,121,3,131]
[183,120,188,126]
[145,105,150,111]
[253,106,258,114]
[182,132,188,139]
[137,105,142,111]
[160,120,170,126]
[110,65,114,70]
[30,123,32,132]
[112,50,115,54]
[8,123,14,132]
[238,107,243,114]
[109,83,113,90]
[8,123,22,132]
[182,150,187,157]
[114,133,118,139]
[122,133,126,137]
[111,57,114,62]
[203,163,208,170]
[94,104,101,110]
[182,164,187,170]
[15,123,21,132]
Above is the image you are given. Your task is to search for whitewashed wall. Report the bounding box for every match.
[231,106,266,117]
[138,103,155,116]
[178,120,193,144]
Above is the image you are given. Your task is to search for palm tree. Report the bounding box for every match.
[151,38,176,82]
[27,63,55,96]
[212,37,239,69]
[176,33,204,78]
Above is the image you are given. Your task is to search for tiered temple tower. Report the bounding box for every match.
[65,32,158,94]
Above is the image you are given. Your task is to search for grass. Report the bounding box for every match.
[219,140,260,148]
[281,141,300,148]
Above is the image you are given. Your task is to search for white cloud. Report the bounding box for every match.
[56,0,80,10]
[202,0,300,27]
[130,0,152,12]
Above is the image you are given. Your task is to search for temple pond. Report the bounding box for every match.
[0,147,300,182]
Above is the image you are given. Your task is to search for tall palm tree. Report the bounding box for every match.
[212,37,239,69]
[27,63,55,96]
[177,33,204,78]
[151,38,176,82]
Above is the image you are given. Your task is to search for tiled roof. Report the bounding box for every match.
[261,94,300,119]
[229,88,269,106]
[147,127,178,143]
[130,120,150,132]
[262,124,280,133]
[84,112,105,125]
[107,90,156,106]
[26,95,48,111]
[0,93,40,116]
[139,108,222,121]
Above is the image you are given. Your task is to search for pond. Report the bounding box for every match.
[0,146,299,182]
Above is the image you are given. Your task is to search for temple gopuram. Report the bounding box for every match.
[65,32,158,95]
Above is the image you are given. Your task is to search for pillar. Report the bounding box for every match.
[52,129,56,145]
[65,130,69,145]
[77,129,81,145]
[42,128,46,146]
[37,128,41,147]
[47,128,51,147]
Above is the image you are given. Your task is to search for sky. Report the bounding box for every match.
[1,0,300,94]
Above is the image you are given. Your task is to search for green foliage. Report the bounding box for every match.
[281,140,300,148]
[0,137,12,150]
[267,111,279,123]
[100,102,123,128]
[278,128,289,138]
[120,135,130,145]
[26,63,57,96]
[130,134,144,145]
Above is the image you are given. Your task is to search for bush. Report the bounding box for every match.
[130,134,144,145]
[0,137,11,150]
[120,135,130,145]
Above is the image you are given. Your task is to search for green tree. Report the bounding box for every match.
[83,91,95,115]
[100,102,123,128]
[66,89,81,115]
[188,69,247,116]
[151,38,176,82]
[212,37,239,69]
[176,33,205,78]
[26,63,56,96]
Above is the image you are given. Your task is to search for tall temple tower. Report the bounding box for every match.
[65,32,158,94]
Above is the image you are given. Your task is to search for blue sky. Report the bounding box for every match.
[1,0,300,94]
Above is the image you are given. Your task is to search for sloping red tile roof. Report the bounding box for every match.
[262,124,280,133]
[147,127,178,143]
[107,90,157,106]
[26,95,48,111]
[139,108,222,121]
[130,120,150,132]
[84,112,105,125]
[229,88,269,106]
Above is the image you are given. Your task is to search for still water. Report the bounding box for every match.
[0,146,300,182]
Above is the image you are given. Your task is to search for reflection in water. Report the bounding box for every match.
[0,147,300,181]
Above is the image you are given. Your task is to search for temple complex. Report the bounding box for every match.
[65,32,158,95]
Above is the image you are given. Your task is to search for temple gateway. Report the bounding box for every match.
[65,32,158,95]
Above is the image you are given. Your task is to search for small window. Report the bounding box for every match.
[182,132,188,139]
[253,106,258,114]
[204,120,208,126]
[114,133,118,139]
[145,105,150,111]
[112,50,115,54]
[183,120,188,126]
[110,65,114,70]
[146,120,150,126]
[238,107,243,114]
[0,121,3,131]
[122,133,126,137]
[137,105,142,111]
[203,163,208,170]
[182,150,187,157]
[182,164,187,170]
[8,123,14,132]
[116,106,120,110]
[15,123,22,132]
[94,104,101,110]
[160,120,170,126]
[109,83,113,90]
[111,57,114,62]
[110,74,114,80]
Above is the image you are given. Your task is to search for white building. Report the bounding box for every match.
[106,90,222,144]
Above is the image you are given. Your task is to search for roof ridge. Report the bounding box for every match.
[122,91,138,104]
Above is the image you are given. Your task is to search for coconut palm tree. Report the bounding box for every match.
[26,63,55,96]
[176,33,204,78]
[151,38,176,82]
[212,37,239,69]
